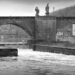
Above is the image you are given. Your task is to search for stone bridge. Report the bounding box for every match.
[0,16,56,44]
[0,16,35,37]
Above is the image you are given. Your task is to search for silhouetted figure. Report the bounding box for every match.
[45,3,49,16]
[35,6,39,16]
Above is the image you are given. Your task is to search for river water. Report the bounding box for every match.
[0,49,75,75]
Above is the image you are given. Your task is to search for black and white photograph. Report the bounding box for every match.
[0,0,75,75]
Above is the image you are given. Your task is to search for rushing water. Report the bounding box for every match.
[0,49,75,75]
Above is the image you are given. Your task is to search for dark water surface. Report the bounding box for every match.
[0,49,75,75]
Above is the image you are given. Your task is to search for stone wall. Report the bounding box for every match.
[35,16,56,41]
[56,17,75,43]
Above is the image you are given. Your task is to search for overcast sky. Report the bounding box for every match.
[0,0,75,16]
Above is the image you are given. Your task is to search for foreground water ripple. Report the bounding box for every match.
[0,49,75,75]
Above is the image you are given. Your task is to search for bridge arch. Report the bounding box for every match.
[3,23,33,36]
[0,23,31,43]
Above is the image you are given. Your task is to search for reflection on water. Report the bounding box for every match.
[0,49,75,75]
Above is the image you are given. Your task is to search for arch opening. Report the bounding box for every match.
[0,24,31,45]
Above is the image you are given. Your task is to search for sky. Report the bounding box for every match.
[0,0,75,16]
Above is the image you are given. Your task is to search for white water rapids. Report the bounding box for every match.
[0,49,75,75]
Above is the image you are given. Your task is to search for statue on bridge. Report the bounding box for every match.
[35,6,39,16]
[45,3,49,16]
